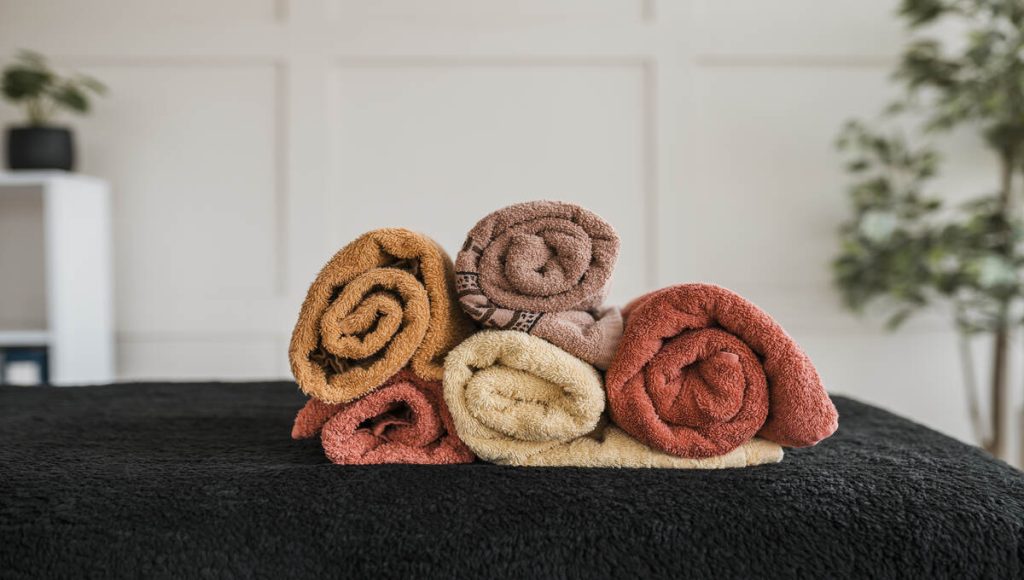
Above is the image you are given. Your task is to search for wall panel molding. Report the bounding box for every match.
[693,55,895,68]
[327,0,651,23]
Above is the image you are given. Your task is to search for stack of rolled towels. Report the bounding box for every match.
[289,201,839,468]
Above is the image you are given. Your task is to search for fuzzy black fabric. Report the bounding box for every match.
[1,382,1022,580]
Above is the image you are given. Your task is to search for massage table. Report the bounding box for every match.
[2,382,1022,578]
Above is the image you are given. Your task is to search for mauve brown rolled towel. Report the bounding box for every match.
[454,200,623,369]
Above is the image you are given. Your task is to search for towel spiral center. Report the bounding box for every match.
[501,226,592,296]
[311,375,451,462]
[308,269,430,399]
[321,292,404,358]
[481,218,595,301]
[645,328,765,430]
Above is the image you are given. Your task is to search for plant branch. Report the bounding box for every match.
[25,98,46,125]
[956,321,989,445]
[986,146,1017,457]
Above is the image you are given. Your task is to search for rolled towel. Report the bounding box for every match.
[293,370,475,465]
[606,283,839,458]
[443,330,783,468]
[290,229,474,404]
[455,200,623,369]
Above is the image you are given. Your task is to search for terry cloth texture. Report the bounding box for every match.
[292,370,475,465]
[290,228,474,404]
[455,200,623,369]
[606,283,839,458]
[3,383,1023,579]
[443,330,783,468]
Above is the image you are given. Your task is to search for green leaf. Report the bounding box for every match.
[886,308,915,330]
[14,50,49,70]
[50,84,89,113]
[846,159,871,172]
[1,67,52,100]
[899,0,947,27]
[76,75,107,95]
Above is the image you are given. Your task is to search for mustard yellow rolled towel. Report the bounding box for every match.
[443,330,783,468]
[290,228,475,404]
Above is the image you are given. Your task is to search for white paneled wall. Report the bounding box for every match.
[0,0,998,446]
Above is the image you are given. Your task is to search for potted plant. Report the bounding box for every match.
[2,50,105,171]
[832,0,1024,462]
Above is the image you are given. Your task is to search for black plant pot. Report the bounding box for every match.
[6,126,75,171]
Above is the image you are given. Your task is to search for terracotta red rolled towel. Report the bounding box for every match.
[605,283,838,458]
[292,370,474,465]
[455,200,623,369]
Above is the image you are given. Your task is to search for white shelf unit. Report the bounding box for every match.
[0,172,114,385]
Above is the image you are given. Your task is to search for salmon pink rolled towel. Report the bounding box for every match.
[292,370,474,465]
[455,201,623,369]
[606,284,838,458]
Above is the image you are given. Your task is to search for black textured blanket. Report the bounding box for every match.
[1,383,1022,579]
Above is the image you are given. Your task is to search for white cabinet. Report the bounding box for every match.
[0,172,114,385]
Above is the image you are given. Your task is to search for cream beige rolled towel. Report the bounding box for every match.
[443,330,783,468]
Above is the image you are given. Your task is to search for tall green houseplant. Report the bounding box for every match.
[834,0,1024,459]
